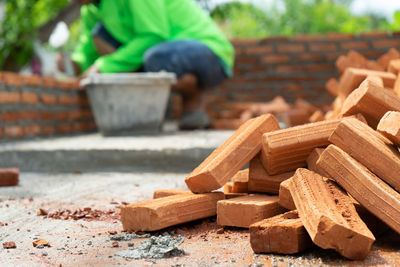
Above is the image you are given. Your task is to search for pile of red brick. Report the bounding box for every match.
[119,49,400,261]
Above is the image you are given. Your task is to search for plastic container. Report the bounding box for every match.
[80,72,176,136]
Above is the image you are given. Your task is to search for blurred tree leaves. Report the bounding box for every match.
[211,0,394,39]
[0,0,68,71]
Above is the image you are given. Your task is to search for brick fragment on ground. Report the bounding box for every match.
[289,168,375,260]
[250,210,313,254]
[248,153,294,194]
[329,118,400,191]
[0,168,19,187]
[306,148,328,176]
[232,169,249,193]
[340,80,400,128]
[338,68,396,97]
[3,241,16,249]
[261,119,340,175]
[377,111,400,147]
[317,145,400,235]
[185,114,280,193]
[153,189,191,199]
[217,194,285,228]
[33,239,50,247]
[278,178,296,210]
[121,192,224,232]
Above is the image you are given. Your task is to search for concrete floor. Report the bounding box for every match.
[1,172,400,267]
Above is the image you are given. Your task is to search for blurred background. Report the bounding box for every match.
[1,0,400,75]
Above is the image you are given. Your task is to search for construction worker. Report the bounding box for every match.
[57,0,234,129]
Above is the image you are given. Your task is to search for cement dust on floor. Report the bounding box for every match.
[1,173,400,267]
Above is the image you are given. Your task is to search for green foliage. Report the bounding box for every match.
[0,0,68,71]
[211,0,391,38]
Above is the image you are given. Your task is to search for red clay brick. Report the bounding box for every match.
[22,75,42,87]
[248,153,294,194]
[39,111,55,121]
[41,126,56,135]
[388,59,400,75]
[326,78,339,97]
[277,44,305,53]
[373,40,400,49]
[41,77,58,88]
[20,110,38,121]
[1,112,20,123]
[5,126,23,138]
[235,57,259,64]
[59,95,79,106]
[41,94,57,105]
[306,148,327,176]
[245,46,274,55]
[3,72,23,87]
[309,43,337,52]
[340,80,400,128]
[317,144,400,235]
[329,118,400,191]
[261,119,340,175]
[217,194,284,228]
[153,189,192,199]
[56,123,73,134]
[0,168,19,186]
[185,114,280,193]
[232,169,249,193]
[290,168,375,260]
[21,92,38,104]
[377,111,400,146]
[121,192,224,232]
[294,53,324,61]
[58,79,81,90]
[24,125,41,136]
[377,48,400,70]
[278,178,295,210]
[250,210,313,254]
[340,41,369,50]
[0,92,20,103]
[262,55,290,64]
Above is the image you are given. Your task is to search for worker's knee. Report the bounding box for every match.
[143,45,172,72]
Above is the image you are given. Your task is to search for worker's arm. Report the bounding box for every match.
[94,0,169,73]
[71,4,100,74]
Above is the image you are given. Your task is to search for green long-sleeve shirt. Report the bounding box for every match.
[71,0,234,76]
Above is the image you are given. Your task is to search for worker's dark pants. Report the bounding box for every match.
[92,23,227,89]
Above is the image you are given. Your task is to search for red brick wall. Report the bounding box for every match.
[1,31,400,140]
[204,31,400,119]
[0,72,96,140]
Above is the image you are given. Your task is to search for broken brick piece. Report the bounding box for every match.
[261,119,340,175]
[340,79,400,128]
[338,68,396,97]
[232,169,249,193]
[377,111,400,147]
[316,145,400,235]
[3,241,16,249]
[37,208,49,216]
[306,148,328,177]
[248,153,294,194]
[279,178,296,210]
[329,118,400,191]
[289,168,375,260]
[0,168,19,187]
[250,210,313,254]
[336,51,369,74]
[185,114,280,193]
[120,192,224,232]
[217,194,284,228]
[153,189,191,199]
[33,239,49,247]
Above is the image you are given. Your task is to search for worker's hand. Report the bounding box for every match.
[82,65,100,78]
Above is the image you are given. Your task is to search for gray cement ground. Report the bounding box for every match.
[0,131,232,172]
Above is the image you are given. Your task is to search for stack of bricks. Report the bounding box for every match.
[120,47,400,261]
[0,72,96,140]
